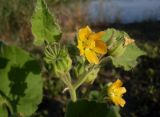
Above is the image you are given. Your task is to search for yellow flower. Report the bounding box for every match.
[77,26,107,64]
[124,37,135,46]
[107,79,127,107]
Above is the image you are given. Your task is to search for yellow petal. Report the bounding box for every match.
[118,87,127,94]
[118,97,126,107]
[111,96,119,106]
[78,26,92,41]
[116,87,127,96]
[112,79,123,88]
[77,40,85,55]
[112,96,126,107]
[85,49,99,64]
[89,31,106,41]
[94,40,107,54]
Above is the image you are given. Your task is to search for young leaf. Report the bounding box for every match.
[65,100,121,117]
[110,44,146,71]
[31,0,61,46]
[0,42,43,116]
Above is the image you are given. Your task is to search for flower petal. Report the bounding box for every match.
[94,40,107,54]
[118,97,126,107]
[77,40,85,55]
[115,87,127,96]
[111,97,119,106]
[112,79,123,88]
[89,31,106,41]
[118,87,127,94]
[88,40,95,49]
[85,49,99,64]
[78,26,92,41]
[112,96,126,107]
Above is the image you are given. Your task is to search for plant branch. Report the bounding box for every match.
[62,73,77,102]
[73,64,96,90]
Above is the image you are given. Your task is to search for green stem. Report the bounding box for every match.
[73,72,89,90]
[0,97,14,115]
[73,64,96,90]
[62,73,77,102]
[69,87,77,102]
[5,100,14,115]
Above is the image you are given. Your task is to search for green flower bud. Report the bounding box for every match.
[105,29,134,57]
[73,56,86,79]
[108,43,126,57]
[44,43,72,77]
[84,68,100,84]
[74,63,85,79]
[107,32,127,57]
[73,59,99,84]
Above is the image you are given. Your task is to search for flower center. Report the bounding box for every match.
[109,88,119,97]
[82,39,95,49]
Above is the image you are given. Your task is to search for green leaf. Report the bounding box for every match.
[110,44,146,71]
[31,0,61,46]
[65,100,121,117]
[0,42,43,116]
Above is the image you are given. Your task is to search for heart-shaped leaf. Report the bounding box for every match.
[0,42,43,116]
[65,100,121,117]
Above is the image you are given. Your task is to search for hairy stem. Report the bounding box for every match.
[62,73,77,102]
[73,64,96,90]
[69,87,77,102]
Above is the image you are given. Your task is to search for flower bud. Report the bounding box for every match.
[44,43,72,77]
[73,56,86,79]
[107,35,135,57]
[84,68,100,84]
[74,61,99,84]
[74,63,85,79]
[108,43,126,57]
[105,29,135,57]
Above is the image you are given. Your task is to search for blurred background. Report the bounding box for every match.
[0,0,160,117]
